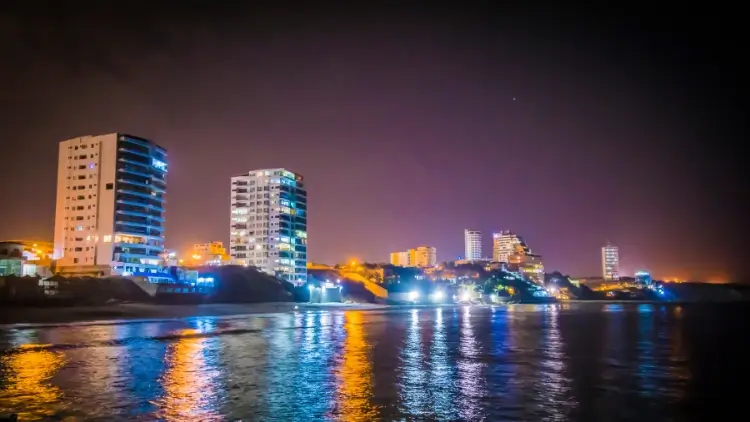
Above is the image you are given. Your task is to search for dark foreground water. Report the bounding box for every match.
[0,303,748,421]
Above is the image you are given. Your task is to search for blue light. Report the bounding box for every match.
[152,158,167,172]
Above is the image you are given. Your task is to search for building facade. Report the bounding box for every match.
[230,168,307,284]
[602,242,620,280]
[53,133,168,278]
[464,229,482,261]
[411,246,437,267]
[493,230,524,263]
[517,253,545,285]
[192,241,229,266]
[390,246,436,267]
[635,270,652,286]
[390,251,410,267]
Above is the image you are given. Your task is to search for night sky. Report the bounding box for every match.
[0,2,745,281]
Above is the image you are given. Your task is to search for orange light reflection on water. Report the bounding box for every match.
[0,344,65,421]
[157,329,220,421]
[334,311,376,421]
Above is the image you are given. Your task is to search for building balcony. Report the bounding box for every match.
[118,166,154,179]
[116,208,164,221]
[116,197,164,211]
[116,188,165,202]
[116,220,164,232]
[117,147,151,159]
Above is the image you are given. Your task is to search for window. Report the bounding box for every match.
[106,183,114,190]
[103,235,112,243]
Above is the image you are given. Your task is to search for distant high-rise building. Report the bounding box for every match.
[464,229,482,261]
[390,251,410,267]
[493,231,525,263]
[53,133,169,279]
[602,242,620,280]
[230,168,307,284]
[411,246,437,267]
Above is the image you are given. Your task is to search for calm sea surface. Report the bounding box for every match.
[1,303,748,421]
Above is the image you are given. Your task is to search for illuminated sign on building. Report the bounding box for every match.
[152,158,168,172]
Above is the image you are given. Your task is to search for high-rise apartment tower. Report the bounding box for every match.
[230,168,308,284]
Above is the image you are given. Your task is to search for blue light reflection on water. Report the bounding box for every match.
[429,307,458,419]
[0,303,733,421]
[399,309,428,416]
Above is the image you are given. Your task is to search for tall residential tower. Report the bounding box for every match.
[492,230,524,263]
[53,133,168,278]
[464,229,482,261]
[602,242,620,280]
[230,168,308,284]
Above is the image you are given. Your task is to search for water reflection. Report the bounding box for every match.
[155,328,222,421]
[538,305,575,418]
[399,309,427,416]
[636,304,658,396]
[458,306,486,420]
[335,311,375,421]
[0,304,730,420]
[0,344,65,420]
[429,307,458,419]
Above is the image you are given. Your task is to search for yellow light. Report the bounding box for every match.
[179,259,184,264]
[33,243,37,247]
[192,254,201,260]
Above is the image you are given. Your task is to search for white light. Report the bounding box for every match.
[308,285,314,291]
[433,290,445,301]
[409,291,419,301]
[461,291,470,301]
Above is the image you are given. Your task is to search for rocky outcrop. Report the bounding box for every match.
[211,265,294,303]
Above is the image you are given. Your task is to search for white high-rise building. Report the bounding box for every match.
[492,230,524,263]
[53,133,169,279]
[464,229,482,261]
[230,168,308,284]
[602,242,620,280]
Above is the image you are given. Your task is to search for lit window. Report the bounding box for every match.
[103,235,112,243]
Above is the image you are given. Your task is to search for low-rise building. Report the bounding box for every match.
[0,242,24,276]
[192,241,230,266]
[390,246,437,268]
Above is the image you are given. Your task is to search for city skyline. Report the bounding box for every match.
[0,4,744,282]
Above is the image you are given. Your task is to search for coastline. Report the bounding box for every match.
[0,302,387,327]
[2,299,746,327]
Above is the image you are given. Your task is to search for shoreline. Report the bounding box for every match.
[0,302,387,327]
[2,300,746,327]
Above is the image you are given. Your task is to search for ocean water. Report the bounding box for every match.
[0,303,748,421]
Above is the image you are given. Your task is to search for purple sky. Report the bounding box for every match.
[0,3,745,281]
